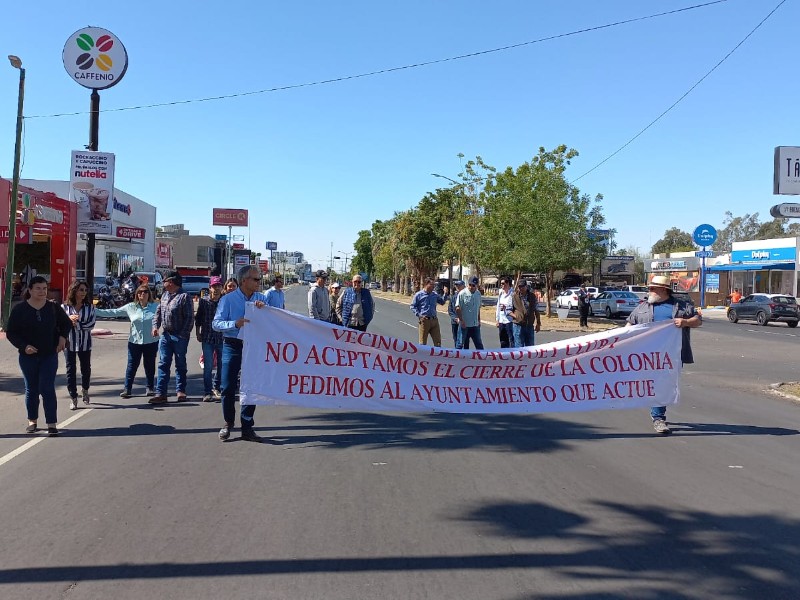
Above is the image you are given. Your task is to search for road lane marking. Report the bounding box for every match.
[0,409,93,468]
[398,321,418,329]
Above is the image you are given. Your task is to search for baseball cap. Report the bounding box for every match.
[314,269,328,279]
[469,276,479,285]
[454,280,465,287]
[164,270,182,286]
[209,276,223,287]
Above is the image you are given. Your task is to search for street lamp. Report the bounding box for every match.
[2,55,25,329]
[431,173,459,186]
[338,250,352,277]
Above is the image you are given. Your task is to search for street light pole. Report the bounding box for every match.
[338,250,352,277]
[2,55,25,329]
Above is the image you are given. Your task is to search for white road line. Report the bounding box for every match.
[398,320,418,329]
[0,408,93,468]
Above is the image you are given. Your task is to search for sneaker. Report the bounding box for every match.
[120,389,132,399]
[81,388,91,405]
[176,392,189,402]
[202,394,213,402]
[47,426,59,437]
[70,398,78,411]
[25,423,37,434]
[219,424,232,440]
[241,429,263,443]
[653,419,672,435]
[148,395,168,404]
[212,389,222,400]
[146,388,156,397]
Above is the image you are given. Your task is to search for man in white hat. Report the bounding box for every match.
[626,275,702,435]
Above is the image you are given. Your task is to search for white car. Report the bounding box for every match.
[589,291,642,318]
[556,288,582,309]
[624,285,649,300]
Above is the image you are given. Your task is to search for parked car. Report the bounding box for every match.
[624,285,649,300]
[589,291,642,318]
[556,288,582,309]
[180,275,211,298]
[368,282,380,290]
[133,271,165,298]
[727,294,799,327]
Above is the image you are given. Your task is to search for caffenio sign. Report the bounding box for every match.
[63,27,128,90]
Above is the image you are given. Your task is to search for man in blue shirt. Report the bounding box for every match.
[264,275,285,309]
[213,265,269,443]
[410,277,448,346]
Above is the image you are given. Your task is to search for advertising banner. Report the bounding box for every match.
[70,150,115,235]
[212,208,248,227]
[156,242,172,267]
[601,256,635,276]
[240,307,683,413]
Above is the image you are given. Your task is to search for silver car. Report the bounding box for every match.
[589,291,642,318]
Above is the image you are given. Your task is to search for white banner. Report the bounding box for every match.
[240,307,683,414]
[70,150,115,235]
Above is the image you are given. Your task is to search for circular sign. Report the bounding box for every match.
[63,27,128,90]
[693,224,717,247]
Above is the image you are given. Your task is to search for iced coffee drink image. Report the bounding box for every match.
[86,188,110,220]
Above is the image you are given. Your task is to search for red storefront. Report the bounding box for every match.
[0,178,78,304]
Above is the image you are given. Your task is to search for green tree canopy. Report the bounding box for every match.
[651,227,695,254]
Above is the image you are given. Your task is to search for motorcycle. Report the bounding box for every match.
[120,274,140,304]
[95,285,126,310]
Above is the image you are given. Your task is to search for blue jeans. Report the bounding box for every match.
[221,339,256,431]
[651,406,667,421]
[451,322,462,349]
[125,342,158,391]
[460,326,484,350]
[202,341,223,394]
[498,322,514,349]
[19,353,59,424]
[513,324,535,348]
[156,333,189,396]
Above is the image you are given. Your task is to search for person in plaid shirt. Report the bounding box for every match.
[150,271,194,404]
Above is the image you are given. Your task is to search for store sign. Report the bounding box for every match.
[774,146,800,195]
[35,205,64,224]
[705,273,720,294]
[70,150,115,235]
[212,208,248,227]
[116,226,145,239]
[156,242,172,267]
[62,27,128,90]
[601,256,635,276]
[651,260,687,271]
[258,260,270,274]
[731,247,796,263]
[692,224,717,247]
[0,226,33,244]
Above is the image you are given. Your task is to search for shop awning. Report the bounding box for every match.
[709,263,794,271]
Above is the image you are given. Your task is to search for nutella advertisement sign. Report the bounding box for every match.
[213,208,248,227]
[70,150,115,235]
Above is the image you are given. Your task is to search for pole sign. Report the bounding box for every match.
[769,203,800,218]
[70,150,116,235]
[212,208,248,227]
[266,241,277,251]
[692,224,717,247]
[63,27,128,90]
[774,146,800,195]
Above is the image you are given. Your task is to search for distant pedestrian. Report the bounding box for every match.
[150,271,194,404]
[456,276,484,350]
[411,277,447,346]
[495,277,514,348]
[510,280,541,347]
[627,275,701,435]
[5,276,72,436]
[448,280,465,348]
[329,282,342,325]
[195,276,225,402]
[308,270,331,322]
[577,284,590,330]
[96,284,160,398]
[213,264,269,443]
[61,279,96,410]
[264,274,285,309]
[727,288,742,305]
[338,275,374,331]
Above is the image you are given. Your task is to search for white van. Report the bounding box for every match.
[625,285,648,300]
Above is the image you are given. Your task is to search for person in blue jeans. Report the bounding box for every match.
[195,276,225,402]
[5,276,72,436]
[448,280,465,348]
[510,280,541,347]
[456,277,484,350]
[626,275,701,435]
[213,265,269,443]
[150,271,194,403]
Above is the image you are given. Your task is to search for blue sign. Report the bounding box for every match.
[214,234,227,241]
[695,250,713,258]
[705,273,719,293]
[693,224,717,247]
[266,241,278,251]
[731,246,796,263]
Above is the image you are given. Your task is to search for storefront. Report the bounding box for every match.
[645,254,733,306]
[21,179,156,280]
[0,179,78,303]
[713,237,798,297]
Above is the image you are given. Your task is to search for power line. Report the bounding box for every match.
[27,0,729,119]
[572,0,787,183]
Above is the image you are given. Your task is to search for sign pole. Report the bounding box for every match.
[700,250,706,309]
[85,89,100,298]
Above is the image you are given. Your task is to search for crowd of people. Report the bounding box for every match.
[4,268,698,438]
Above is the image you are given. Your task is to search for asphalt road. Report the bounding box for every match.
[0,286,798,599]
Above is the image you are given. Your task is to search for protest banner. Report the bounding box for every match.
[240,307,682,414]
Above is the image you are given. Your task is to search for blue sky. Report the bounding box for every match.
[1,0,794,270]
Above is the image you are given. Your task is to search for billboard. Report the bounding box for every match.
[601,255,635,276]
[212,208,248,227]
[70,150,115,235]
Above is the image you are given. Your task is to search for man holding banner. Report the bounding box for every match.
[213,265,269,443]
[627,275,701,435]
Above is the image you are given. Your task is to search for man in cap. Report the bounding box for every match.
[150,271,194,403]
[308,270,331,322]
[212,264,269,442]
[329,282,342,324]
[510,279,541,347]
[456,276,484,350]
[410,277,448,346]
[495,277,514,348]
[627,275,701,435]
[195,276,225,402]
[264,274,285,309]
[448,280,466,348]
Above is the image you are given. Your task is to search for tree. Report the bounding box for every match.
[351,229,373,277]
[712,212,761,253]
[651,228,695,254]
